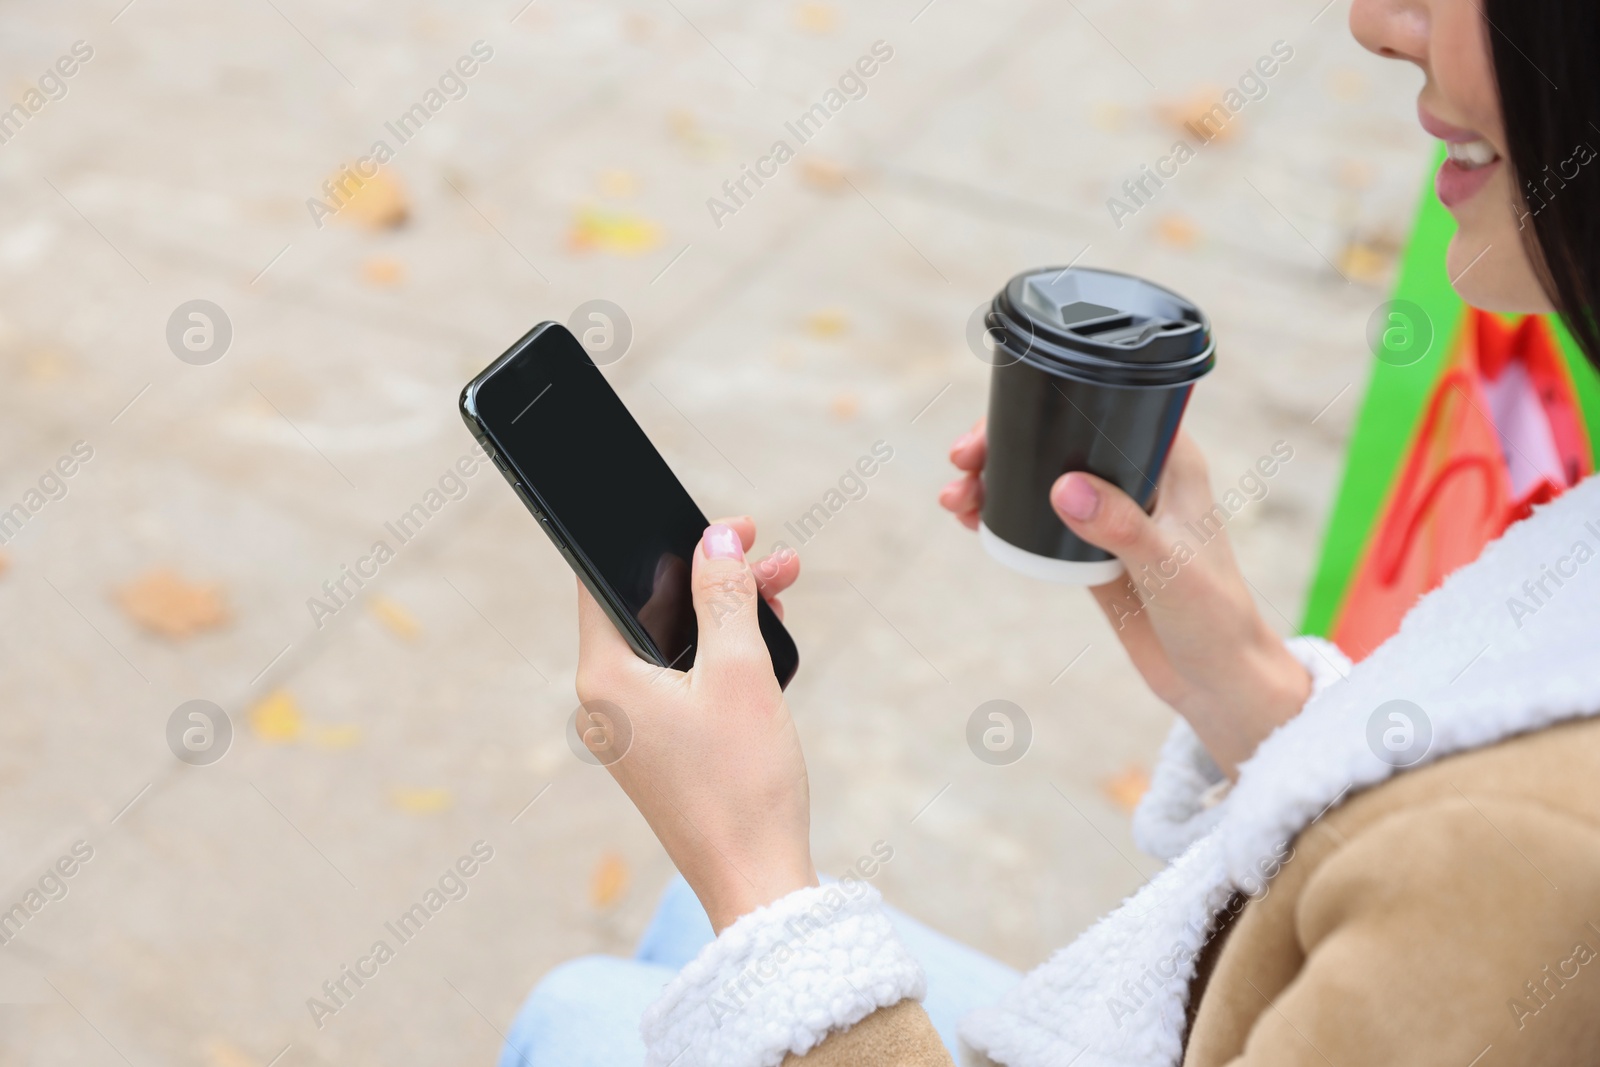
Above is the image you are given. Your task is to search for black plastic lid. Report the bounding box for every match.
[991,267,1216,387]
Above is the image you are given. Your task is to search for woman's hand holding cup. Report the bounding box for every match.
[943,421,1312,778]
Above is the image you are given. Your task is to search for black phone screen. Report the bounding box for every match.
[466,324,798,687]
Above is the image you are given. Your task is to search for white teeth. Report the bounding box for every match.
[1447,138,1499,169]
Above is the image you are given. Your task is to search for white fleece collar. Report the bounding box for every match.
[961,474,1600,1067]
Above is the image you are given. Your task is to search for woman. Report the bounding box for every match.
[506,0,1600,1063]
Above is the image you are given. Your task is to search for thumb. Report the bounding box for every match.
[1050,471,1174,574]
[575,577,641,685]
[691,523,767,666]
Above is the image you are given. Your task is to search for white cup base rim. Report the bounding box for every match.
[979,522,1126,585]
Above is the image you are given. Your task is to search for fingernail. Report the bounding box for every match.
[950,431,974,454]
[703,523,744,561]
[1053,473,1099,521]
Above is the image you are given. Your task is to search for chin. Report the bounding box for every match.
[1445,222,1554,315]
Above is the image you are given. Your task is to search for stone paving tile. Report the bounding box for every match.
[0,0,1429,1062]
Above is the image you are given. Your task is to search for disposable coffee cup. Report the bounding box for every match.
[978,266,1216,584]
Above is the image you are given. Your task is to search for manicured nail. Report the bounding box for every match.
[1053,473,1099,521]
[703,523,744,561]
[950,431,974,455]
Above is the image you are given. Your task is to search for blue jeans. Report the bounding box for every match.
[500,877,1020,1065]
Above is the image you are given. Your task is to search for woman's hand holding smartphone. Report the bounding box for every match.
[941,421,1313,779]
[575,517,817,933]
[462,322,811,932]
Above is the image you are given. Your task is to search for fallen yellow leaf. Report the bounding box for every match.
[391,787,452,814]
[1156,88,1237,143]
[249,690,303,744]
[26,349,67,383]
[311,724,363,750]
[1100,765,1151,812]
[366,594,419,640]
[205,1040,256,1067]
[1156,214,1199,248]
[114,568,230,639]
[1339,241,1392,285]
[361,257,405,287]
[799,157,848,192]
[667,109,698,141]
[794,1,836,33]
[330,166,409,230]
[666,110,723,160]
[567,207,662,256]
[590,851,629,909]
[806,310,849,338]
[1089,102,1125,132]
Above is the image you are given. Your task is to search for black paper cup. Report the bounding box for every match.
[979,267,1216,583]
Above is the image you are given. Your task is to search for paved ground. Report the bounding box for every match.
[0,0,1430,1063]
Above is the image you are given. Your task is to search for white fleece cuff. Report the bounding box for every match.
[1131,718,1226,861]
[1132,635,1353,860]
[641,883,925,1067]
[1284,634,1352,696]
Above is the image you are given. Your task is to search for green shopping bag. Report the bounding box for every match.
[1302,147,1600,652]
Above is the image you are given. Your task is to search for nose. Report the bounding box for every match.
[1349,0,1430,67]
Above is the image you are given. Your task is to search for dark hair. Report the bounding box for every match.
[1484,1,1600,374]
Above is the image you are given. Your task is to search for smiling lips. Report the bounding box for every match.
[1420,103,1504,209]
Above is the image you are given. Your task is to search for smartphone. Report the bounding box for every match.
[459,322,799,688]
